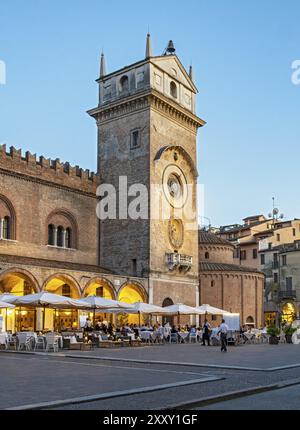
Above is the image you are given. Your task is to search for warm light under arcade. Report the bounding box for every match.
[118,285,144,325]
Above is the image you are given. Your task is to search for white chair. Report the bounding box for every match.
[189,332,197,343]
[34,335,46,351]
[170,332,179,344]
[7,333,17,350]
[45,333,59,352]
[0,333,8,350]
[279,331,286,344]
[17,333,32,351]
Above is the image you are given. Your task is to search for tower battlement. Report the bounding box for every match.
[0,144,98,194]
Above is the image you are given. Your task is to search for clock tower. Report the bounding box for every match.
[88,35,205,308]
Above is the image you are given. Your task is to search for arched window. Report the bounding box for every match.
[57,226,64,247]
[170,81,177,98]
[162,297,174,307]
[246,316,254,326]
[211,280,215,287]
[120,75,129,92]
[46,210,78,249]
[48,224,55,246]
[162,297,174,325]
[205,252,209,259]
[62,284,71,297]
[3,216,10,239]
[65,227,72,249]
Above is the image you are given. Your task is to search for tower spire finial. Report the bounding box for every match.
[145,33,152,58]
[189,64,194,82]
[100,52,107,78]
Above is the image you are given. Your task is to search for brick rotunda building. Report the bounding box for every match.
[199,230,265,327]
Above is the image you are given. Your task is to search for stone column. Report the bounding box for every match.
[54,228,58,247]
[0,218,3,239]
[62,229,67,248]
[36,308,43,331]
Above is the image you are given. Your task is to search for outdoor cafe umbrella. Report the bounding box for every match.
[116,301,169,326]
[0,300,15,309]
[196,304,231,324]
[12,292,91,330]
[79,296,135,326]
[0,293,19,304]
[162,303,205,325]
[196,304,230,315]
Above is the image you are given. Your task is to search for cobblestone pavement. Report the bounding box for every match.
[1,343,300,410]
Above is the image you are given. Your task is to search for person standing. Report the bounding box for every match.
[218,319,229,352]
[202,319,211,346]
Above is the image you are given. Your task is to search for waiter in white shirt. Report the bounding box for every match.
[218,319,229,352]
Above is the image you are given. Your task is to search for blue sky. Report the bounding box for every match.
[0,0,299,226]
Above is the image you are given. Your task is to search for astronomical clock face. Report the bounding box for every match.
[168,217,184,249]
[162,164,188,209]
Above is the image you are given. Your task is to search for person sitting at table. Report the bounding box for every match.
[84,318,93,332]
[95,320,102,331]
[132,324,139,337]
[107,322,114,337]
[171,325,178,334]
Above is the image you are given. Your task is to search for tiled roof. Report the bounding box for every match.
[200,262,263,274]
[199,230,233,247]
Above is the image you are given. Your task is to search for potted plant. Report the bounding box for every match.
[267,325,280,344]
[283,325,297,343]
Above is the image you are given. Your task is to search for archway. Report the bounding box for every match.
[281,302,296,324]
[43,274,81,331]
[162,297,174,326]
[246,316,255,327]
[83,278,116,325]
[118,283,146,325]
[0,269,39,332]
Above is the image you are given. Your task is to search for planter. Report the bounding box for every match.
[285,334,293,344]
[269,336,279,345]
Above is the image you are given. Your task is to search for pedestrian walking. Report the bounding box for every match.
[202,319,211,346]
[218,319,229,352]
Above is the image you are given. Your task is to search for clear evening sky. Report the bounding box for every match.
[0,0,299,227]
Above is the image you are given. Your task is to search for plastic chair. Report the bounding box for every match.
[45,334,59,352]
[34,336,46,351]
[17,333,32,351]
[170,333,179,343]
[189,332,197,343]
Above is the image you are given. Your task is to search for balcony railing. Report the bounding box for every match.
[165,253,192,271]
[278,290,296,299]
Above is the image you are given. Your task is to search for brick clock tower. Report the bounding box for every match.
[88,36,205,308]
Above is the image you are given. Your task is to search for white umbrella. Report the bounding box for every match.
[196,304,230,315]
[13,292,90,309]
[163,303,205,324]
[0,293,19,304]
[80,296,135,325]
[13,292,91,330]
[80,296,134,310]
[0,300,15,309]
[163,303,205,315]
[117,301,170,326]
